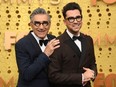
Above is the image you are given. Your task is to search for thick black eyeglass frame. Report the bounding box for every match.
[66,16,82,23]
[32,21,49,27]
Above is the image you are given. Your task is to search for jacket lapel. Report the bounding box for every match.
[27,31,42,53]
[27,31,56,56]
[79,34,88,67]
[62,31,88,67]
[62,31,82,58]
[47,34,56,40]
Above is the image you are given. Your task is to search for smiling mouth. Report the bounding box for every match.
[37,29,46,32]
[75,23,81,26]
[72,23,81,27]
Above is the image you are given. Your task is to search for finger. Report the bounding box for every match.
[91,70,94,74]
[53,45,60,49]
[53,41,60,46]
[84,78,91,82]
[49,39,60,46]
[48,38,57,44]
[92,74,95,79]
[83,67,89,71]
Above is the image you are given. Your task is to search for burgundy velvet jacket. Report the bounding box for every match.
[48,30,97,87]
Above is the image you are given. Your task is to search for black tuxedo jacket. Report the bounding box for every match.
[48,30,97,87]
[15,31,55,87]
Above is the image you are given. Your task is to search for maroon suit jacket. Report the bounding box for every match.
[48,30,97,87]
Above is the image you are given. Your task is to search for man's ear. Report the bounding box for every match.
[29,22,32,27]
[63,19,66,25]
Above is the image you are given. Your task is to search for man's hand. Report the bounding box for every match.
[83,67,95,82]
[44,38,60,57]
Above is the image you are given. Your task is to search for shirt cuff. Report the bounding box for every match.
[82,74,84,83]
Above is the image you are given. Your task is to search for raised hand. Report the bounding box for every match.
[44,38,60,57]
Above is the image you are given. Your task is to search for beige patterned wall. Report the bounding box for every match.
[0,0,116,87]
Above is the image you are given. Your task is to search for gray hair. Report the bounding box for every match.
[30,7,51,22]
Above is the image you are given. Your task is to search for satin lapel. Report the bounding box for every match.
[27,32,42,53]
[65,39,82,57]
[47,34,56,40]
[62,31,81,58]
[79,36,87,67]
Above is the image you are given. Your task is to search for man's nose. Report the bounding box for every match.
[39,24,44,28]
[73,19,78,23]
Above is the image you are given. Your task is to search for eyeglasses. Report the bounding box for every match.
[32,21,49,27]
[66,16,82,23]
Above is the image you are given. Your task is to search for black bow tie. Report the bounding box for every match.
[72,36,82,41]
[39,39,49,46]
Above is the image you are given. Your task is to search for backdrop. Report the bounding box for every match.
[0,0,116,87]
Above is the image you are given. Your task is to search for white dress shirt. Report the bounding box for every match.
[66,29,82,52]
[31,32,48,52]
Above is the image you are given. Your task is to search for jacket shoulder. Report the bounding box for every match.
[47,34,56,39]
[81,33,93,39]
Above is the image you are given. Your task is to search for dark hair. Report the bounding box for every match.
[30,7,51,22]
[62,2,82,19]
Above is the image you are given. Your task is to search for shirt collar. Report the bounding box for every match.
[31,32,48,43]
[66,29,80,39]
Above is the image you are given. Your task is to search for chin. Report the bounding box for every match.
[40,36,46,39]
[73,29,80,32]
[37,34,45,38]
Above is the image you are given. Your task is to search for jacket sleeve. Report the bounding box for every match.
[88,36,98,78]
[15,41,50,81]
